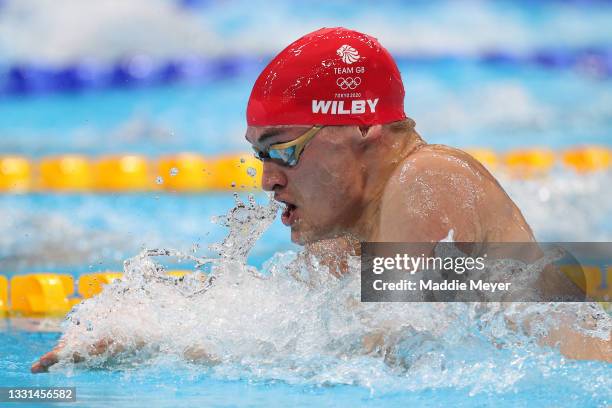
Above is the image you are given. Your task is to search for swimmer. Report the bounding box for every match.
[245,29,533,247]
[31,27,610,373]
[243,27,609,362]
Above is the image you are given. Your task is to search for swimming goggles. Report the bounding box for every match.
[253,125,324,167]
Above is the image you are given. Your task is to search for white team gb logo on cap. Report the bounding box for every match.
[336,45,360,64]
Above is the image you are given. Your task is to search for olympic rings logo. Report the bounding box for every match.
[336,77,361,90]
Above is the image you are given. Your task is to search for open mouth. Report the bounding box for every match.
[278,200,298,226]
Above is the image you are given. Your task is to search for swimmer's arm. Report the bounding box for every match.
[31,340,69,373]
[510,307,612,363]
[31,337,130,373]
[31,338,218,373]
[541,322,612,362]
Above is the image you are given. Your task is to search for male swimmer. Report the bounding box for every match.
[32,27,610,373]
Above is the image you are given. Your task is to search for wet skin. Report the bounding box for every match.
[245,123,535,245]
[32,122,611,372]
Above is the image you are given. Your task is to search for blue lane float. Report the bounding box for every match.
[0,55,271,96]
[1,48,610,97]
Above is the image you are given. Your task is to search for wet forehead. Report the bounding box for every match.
[245,125,312,146]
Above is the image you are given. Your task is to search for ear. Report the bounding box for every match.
[358,125,383,143]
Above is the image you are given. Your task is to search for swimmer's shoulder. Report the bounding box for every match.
[388,144,494,186]
[388,144,535,242]
[378,144,487,242]
[379,144,516,241]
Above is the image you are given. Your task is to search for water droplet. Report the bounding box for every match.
[156,176,164,184]
[247,167,257,177]
[231,182,236,187]
[170,167,179,176]
[240,158,246,163]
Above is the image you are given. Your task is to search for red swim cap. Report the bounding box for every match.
[247,27,406,126]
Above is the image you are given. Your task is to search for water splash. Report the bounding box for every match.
[52,193,611,395]
[209,193,279,264]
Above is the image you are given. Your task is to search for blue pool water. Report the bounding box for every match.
[1,61,611,157]
[1,328,611,408]
[1,0,612,406]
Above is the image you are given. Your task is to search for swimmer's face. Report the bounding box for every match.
[246,125,366,244]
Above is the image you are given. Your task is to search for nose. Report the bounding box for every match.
[261,161,288,191]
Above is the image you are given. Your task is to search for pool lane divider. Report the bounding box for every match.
[0,269,610,317]
[0,275,7,316]
[2,47,612,97]
[0,147,610,193]
[2,271,192,317]
[0,152,262,193]
[467,146,611,176]
[10,274,80,317]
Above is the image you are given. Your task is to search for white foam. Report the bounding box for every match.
[52,193,611,393]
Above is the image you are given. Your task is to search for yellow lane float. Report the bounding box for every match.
[166,270,191,278]
[464,148,498,169]
[211,153,262,190]
[10,274,80,316]
[504,148,556,177]
[562,146,611,173]
[0,275,7,316]
[560,265,611,302]
[0,155,32,192]
[78,272,123,299]
[0,146,609,194]
[39,155,94,191]
[95,155,151,191]
[157,153,214,192]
